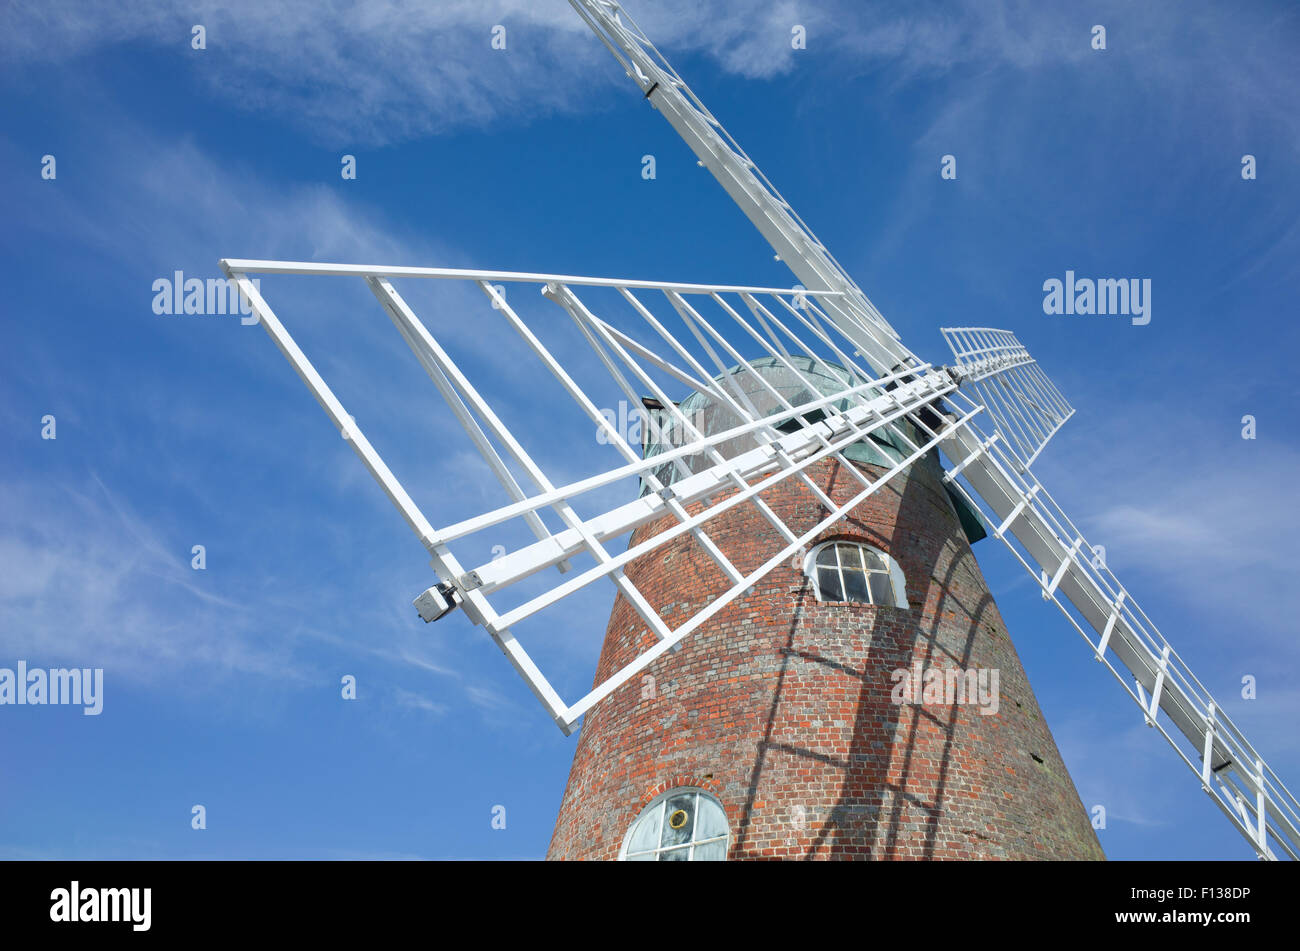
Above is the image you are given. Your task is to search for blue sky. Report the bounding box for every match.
[2,0,1298,860]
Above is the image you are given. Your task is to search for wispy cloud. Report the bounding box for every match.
[16,0,1293,156]
[393,686,448,715]
[1055,717,1178,831]
[0,472,297,679]
[1044,424,1300,643]
[0,0,829,146]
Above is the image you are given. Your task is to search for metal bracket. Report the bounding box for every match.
[413,581,463,623]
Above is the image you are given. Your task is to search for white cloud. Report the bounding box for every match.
[3,1,585,145]
[20,0,1295,155]
[393,686,448,715]
[0,0,831,146]
[1044,430,1300,643]
[0,473,295,679]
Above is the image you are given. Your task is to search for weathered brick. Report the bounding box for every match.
[547,452,1104,861]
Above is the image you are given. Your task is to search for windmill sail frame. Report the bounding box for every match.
[221,257,971,737]
[941,326,1075,469]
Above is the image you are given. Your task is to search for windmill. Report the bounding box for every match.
[221,0,1299,860]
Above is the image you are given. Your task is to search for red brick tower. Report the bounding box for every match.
[547,362,1104,860]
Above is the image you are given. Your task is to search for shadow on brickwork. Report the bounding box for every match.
[730,455,999,859]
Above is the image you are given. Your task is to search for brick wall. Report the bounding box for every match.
[547,452,1104,860]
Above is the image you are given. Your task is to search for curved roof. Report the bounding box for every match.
[640,355,986,543]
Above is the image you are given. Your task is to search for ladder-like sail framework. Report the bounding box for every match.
[565,0,1299,858]
[222,258,970,737]
[942,326,1075,469]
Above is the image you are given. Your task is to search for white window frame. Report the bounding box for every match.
[617,787,730,861]
[803,540,909,609]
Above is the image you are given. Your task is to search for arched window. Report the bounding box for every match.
[619,788,730,861]
[805,540,908,608]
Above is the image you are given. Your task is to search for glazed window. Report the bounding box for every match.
[619,789,729,861]
[806,541,907,608]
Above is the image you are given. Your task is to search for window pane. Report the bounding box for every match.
[817,568,843,601]
[695,798,728,840]
[627,803,662,854]
[860,548,887,570]
[661,794,695,847]
[842,568,869,603]
[625,851,656,861]
[816,545,838,566]
[868,572,895,606]
[692,839,728,861]
[838,544,861,569]
[658,845,691,861]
